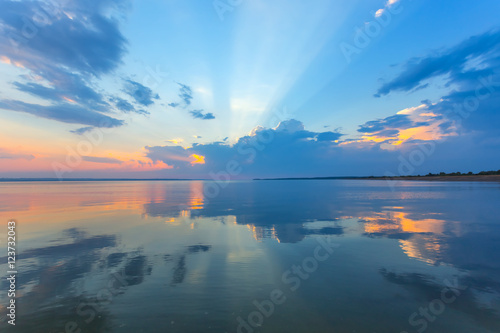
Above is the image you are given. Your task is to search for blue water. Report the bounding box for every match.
[0,180,499,332]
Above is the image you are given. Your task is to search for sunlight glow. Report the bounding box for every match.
[190,154,205,166]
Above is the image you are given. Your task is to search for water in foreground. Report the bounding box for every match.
[1,180,499,333]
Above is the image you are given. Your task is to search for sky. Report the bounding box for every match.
[0,0,500,179]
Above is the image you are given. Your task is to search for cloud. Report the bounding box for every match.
[82,156,122,164]
[12,74,109,112]
[0,99,124,128]
[374,0,400,18]
[0,149,35,160]
[375,29,500,141]
[71,127,94,135]
[0,0,128,76]
[317,131,343,142]
[123,80,159,107]
[145,119,349,176]
[352,105,453,148]
[358,114,418,134]
[177,83,193,106]
[112,97,134,112]
[111,97,149,115]
[376,29,500,97]
[190,109,215,120]
[168,82,215,119]
[145,145,208,169]
[0,0,135,128]
[274,119,305,133]
[167,83,197,108]
[141,113,500,179]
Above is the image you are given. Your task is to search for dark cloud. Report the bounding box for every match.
[168,82,215,120]
[113,97,134,112]
[0,0,135,128]
[0,0,128,76]
[145,119,348,176]
[0,99,124,128]
[71,127,94,135]
[376,29,500,97]
[358,114,414,133]
[375,29,500,136]
[356,114,433,144]
[190,109,215,120]
[12,74,109,112]
[111,96,150,115]
[317,131,343,142]
[428,79,500,134]
[167,83,196,108]
[82,156,123,164]
[141,114,500,178]
[123,79,159,107]
[177,83,193,106]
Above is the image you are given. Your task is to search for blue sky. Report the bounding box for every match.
[0,0,499,178]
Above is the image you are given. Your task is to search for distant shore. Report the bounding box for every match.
[365,175,500,182]
[255,175,500,182]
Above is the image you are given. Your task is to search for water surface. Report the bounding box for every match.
[1,180,499,332]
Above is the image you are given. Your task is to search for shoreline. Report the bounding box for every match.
[255,175,500,182]
[363,175,500,182]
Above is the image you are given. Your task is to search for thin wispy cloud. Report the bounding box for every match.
[0,99,124,128]
[178,83,193,106]
[123,79,160,107]
[190,110,215,120]
[374,0,401,18]
[0,149,35,160]
[82,156,123,164]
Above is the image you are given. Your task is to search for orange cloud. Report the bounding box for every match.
[62,96,76,103]
[349,104,456,149]
[0,56,11,64]
[0,56,24,68]
[190,154,205,165]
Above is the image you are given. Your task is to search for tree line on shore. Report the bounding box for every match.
[403,170,500,177]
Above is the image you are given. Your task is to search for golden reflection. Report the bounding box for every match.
[2,182,206,230]
[247,224,280,242]
[399,235,446,265]
[361,209,452,264]
[399,239,435,264]
[188,181,204,210]
[362,211,445,234]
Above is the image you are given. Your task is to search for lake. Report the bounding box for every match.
[1,180,499,333]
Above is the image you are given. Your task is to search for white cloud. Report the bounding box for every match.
[375,0,401,17]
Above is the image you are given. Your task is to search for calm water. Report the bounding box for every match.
[1,180,500,333]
